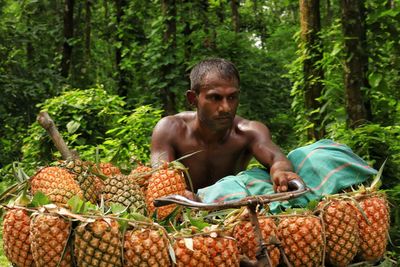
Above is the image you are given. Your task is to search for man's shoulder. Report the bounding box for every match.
[159,111,195,124]
[236,116,266,129]
[155,111,194,131]
[235,116,270,135]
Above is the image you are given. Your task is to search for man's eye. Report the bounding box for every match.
[228,94,238,100]
[210,95,221,101]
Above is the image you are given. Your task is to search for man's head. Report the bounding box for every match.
[189,58,240,94]
[187,58,240,132]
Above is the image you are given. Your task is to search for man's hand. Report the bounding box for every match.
[272,170,303,192]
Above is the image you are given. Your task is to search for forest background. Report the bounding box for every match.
[0,0,399,262]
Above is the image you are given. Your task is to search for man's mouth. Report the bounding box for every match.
[216,116,232,122]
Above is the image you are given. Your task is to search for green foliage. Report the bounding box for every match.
[101,105,163,169]
[326,122,400,253]
[21,87,125,173]
[20,87,162,174]
[326,123,400,187]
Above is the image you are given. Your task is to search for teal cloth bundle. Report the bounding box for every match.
[197,139,377,213]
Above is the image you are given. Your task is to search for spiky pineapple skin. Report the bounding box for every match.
[174,235,240,267]
[356,194,390,262]
[2,208,35,267]
[74,218,122,267]
[233,216,280,266]
[129,165,152,193]
[124,228,171,267]
[145,167,186,220]
[59,159,101,203]
[91,162,122,177]
[30,214,72,267]
[319,199,360,266]
[102,174,147,214]
[31,166,83,205]
[277,215,324,267]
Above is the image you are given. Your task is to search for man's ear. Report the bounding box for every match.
[186,90,197,106]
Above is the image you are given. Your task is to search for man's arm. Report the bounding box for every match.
[150,116,177,168]
[150,116,198,199]
[247,121,302,192]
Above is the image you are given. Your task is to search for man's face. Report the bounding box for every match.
[195,72,240,131]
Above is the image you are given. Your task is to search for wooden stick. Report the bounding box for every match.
[37,111,78,160]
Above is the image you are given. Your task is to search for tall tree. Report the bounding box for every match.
[61,0,74,78]
[160,0,177,115]
[231,0,240,32]
[299,0,325,140]
[340,0,370,128]
[115,0,129,97]
[84,0,91,60]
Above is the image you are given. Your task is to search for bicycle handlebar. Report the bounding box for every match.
[154,179,308,210]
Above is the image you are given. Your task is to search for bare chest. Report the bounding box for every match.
[175,139,251,191]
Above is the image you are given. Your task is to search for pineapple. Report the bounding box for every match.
[233,216,280,266]
[145,163,187,220]
[129,165,152,193]
[102,174,147,214]
[2,208,35,267]
[30,213,72,267]
[89,162,122,195]
[74,218,123,267]
[30,166,83,205]
[174,235,240,267]
[91,162,122,177]
[59,159,101,203]
[317,198,359,266]
[355,193,390,262]
[277,214,324,267]
[124,227,171,266]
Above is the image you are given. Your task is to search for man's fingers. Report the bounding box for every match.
[278,176,288,191]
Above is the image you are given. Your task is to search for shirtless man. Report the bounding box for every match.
[150,58,301,196]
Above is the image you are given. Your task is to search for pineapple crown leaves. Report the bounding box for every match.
[168,242,177,264]
[0,162,31,205]
[274,207,314,216]
[154,205,183,227]
[12,162,30,183]
[29,191,51,207]
[368,158,387,192]
[182,208,210,231]
[109,203,129,215]
[205,208,244,229]
[67,195,99,215]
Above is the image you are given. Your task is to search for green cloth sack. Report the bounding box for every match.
[197,139,377,213]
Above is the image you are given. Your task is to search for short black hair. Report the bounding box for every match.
[189,58,240,94]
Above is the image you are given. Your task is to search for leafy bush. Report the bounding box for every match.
[21,87,162,174]
[101,105,162,169]
[326,122,400,252]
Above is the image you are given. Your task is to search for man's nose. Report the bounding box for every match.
[219,98,231,112]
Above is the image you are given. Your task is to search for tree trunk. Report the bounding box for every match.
[84,0,91,60]
[216,1,225,23]
[161,0,177,115]
[326,0,333,25]
[340,0,370,128]
[299,0,325,140]
[61,0,74,78]
[231,0,240,32]
[115,0,129,97]
[253,0,267,49]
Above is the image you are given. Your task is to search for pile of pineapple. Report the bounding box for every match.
[1,158,391,267]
